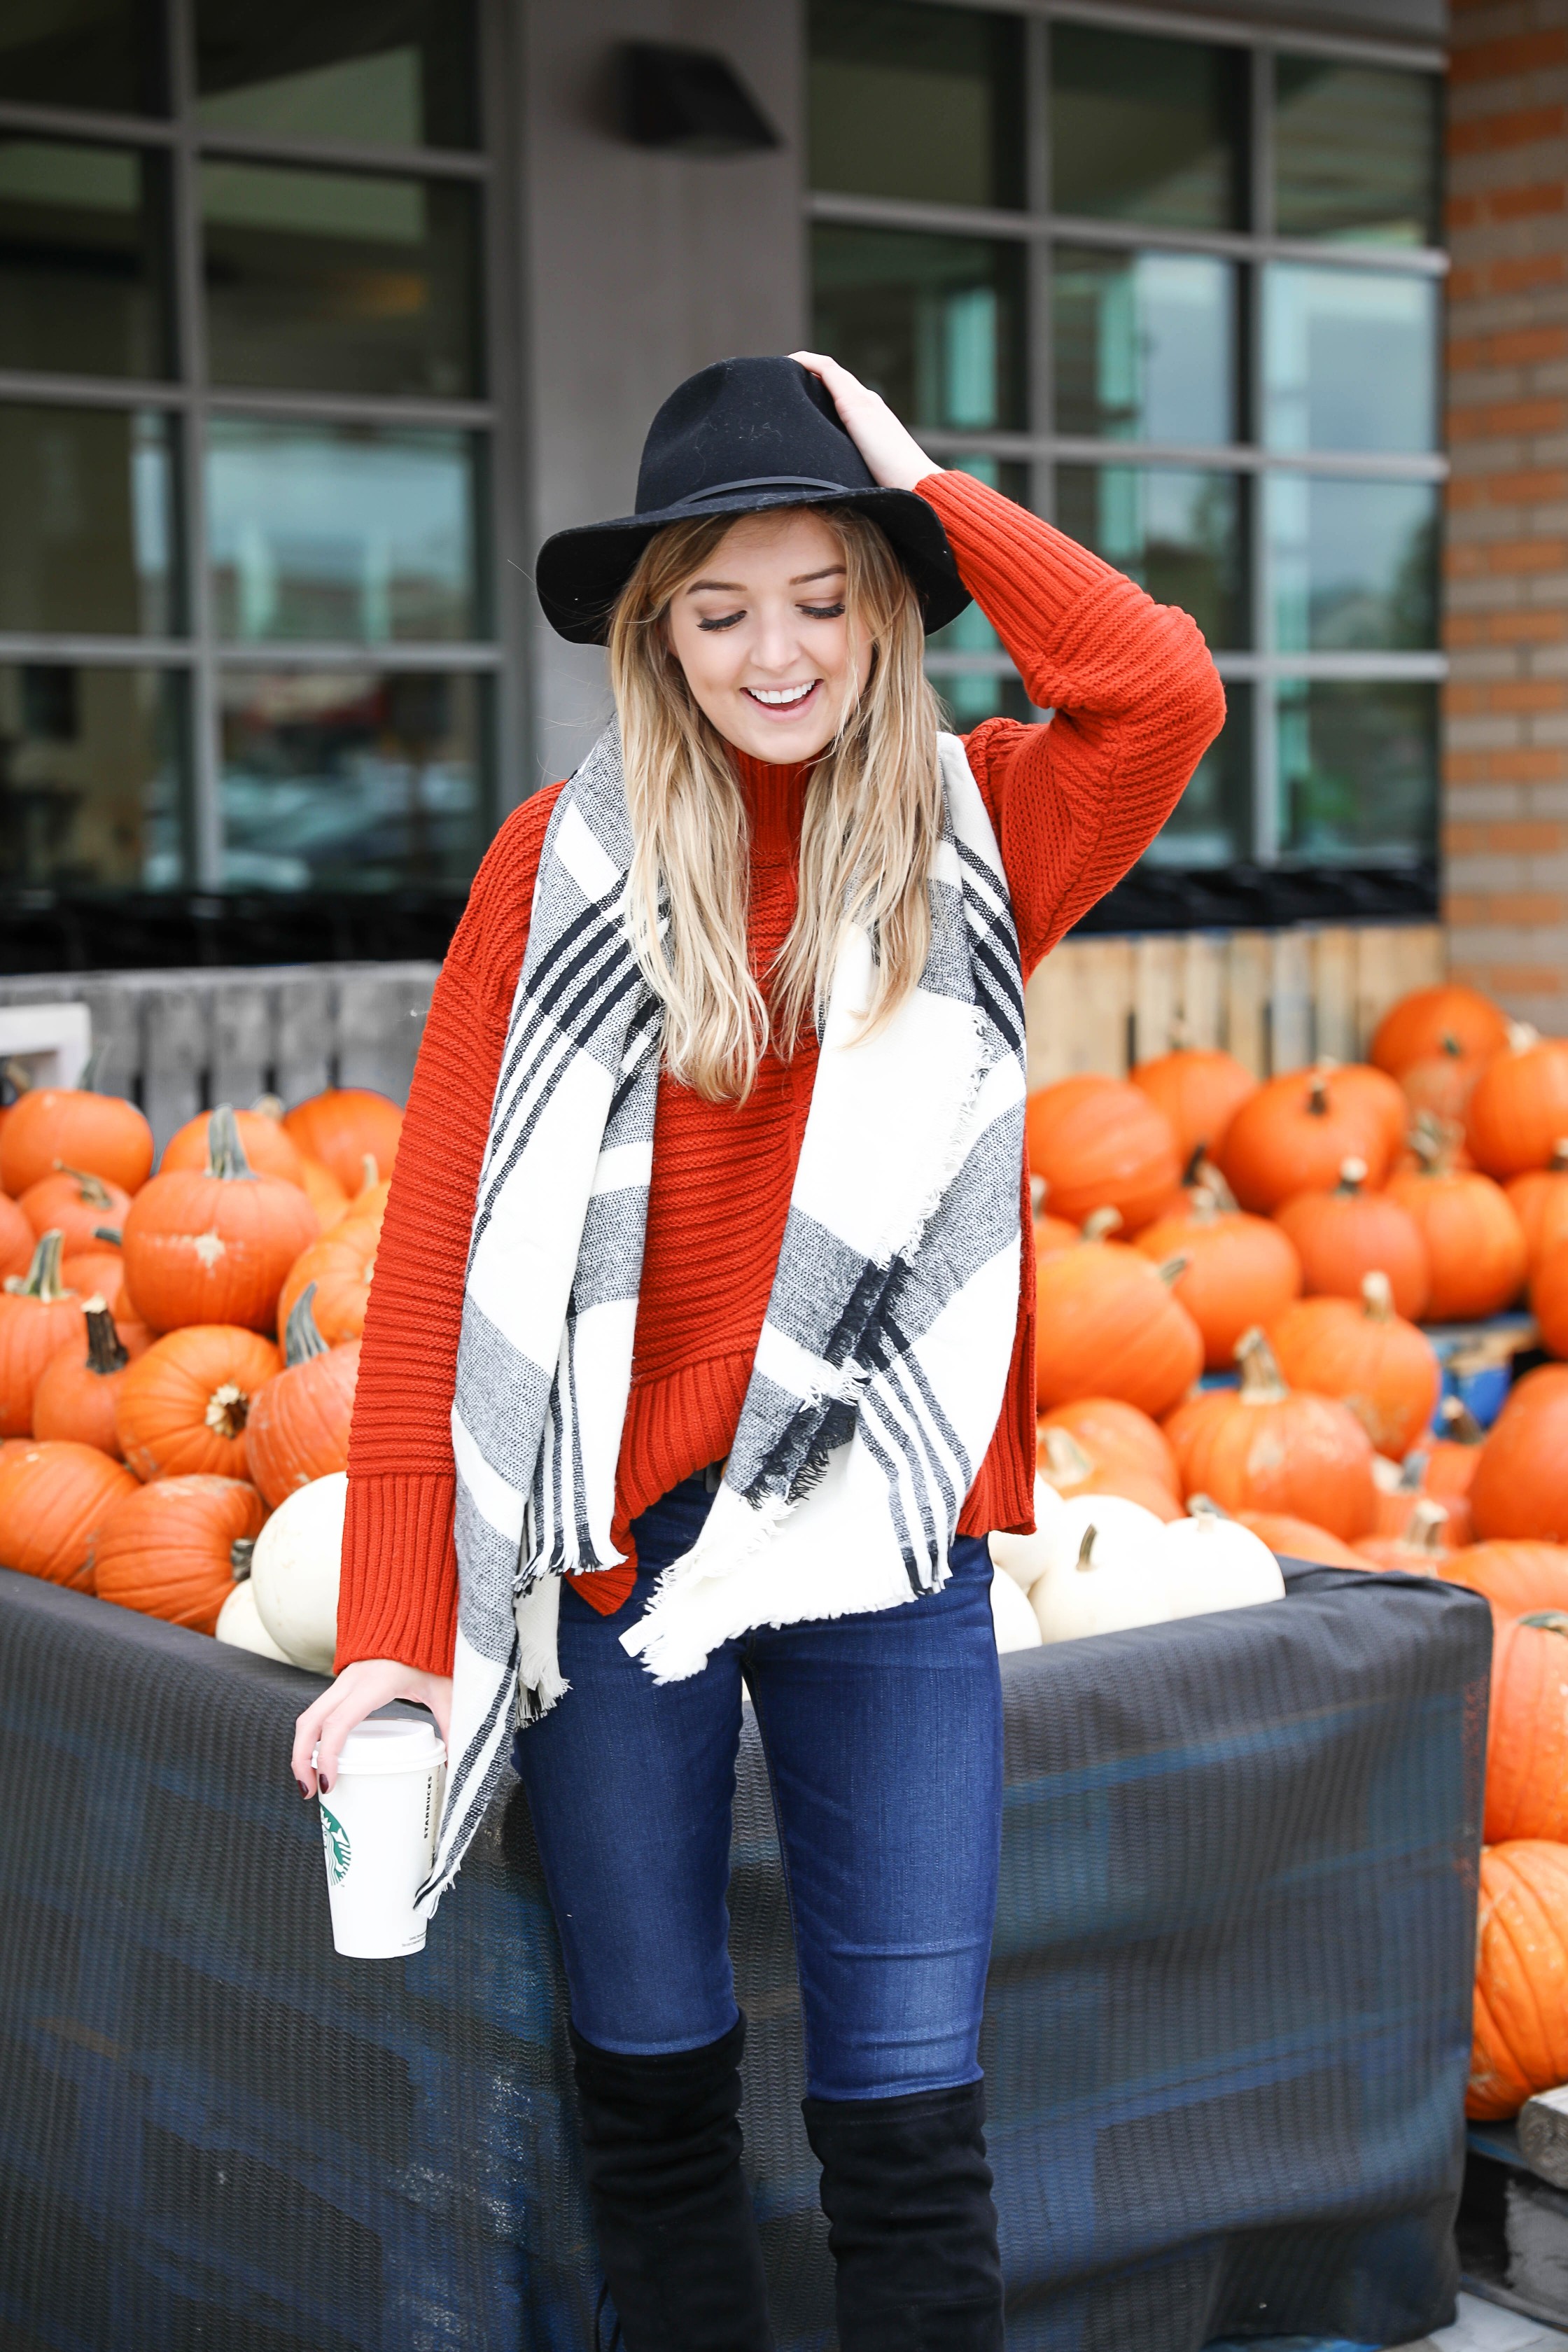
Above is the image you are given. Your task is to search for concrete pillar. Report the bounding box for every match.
[1443,0,1568,1033]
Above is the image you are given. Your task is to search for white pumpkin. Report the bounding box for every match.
[1030,1505,1172,1644]
[1161,1513,1285,1618]
[215,1576,293,1662]
[990,1475,1067,1592]
[990,1562,1043,1651]
[251,1471,345,1673]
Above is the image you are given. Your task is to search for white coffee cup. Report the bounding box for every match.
[313,1714,446,1959]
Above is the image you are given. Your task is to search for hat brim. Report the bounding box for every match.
[534,483,971,645]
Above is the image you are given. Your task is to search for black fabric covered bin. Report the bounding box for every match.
[0,1559,1486,2352]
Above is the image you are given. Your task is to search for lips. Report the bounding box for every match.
[743,680,821,715]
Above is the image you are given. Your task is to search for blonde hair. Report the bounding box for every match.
[608,505,944,1105]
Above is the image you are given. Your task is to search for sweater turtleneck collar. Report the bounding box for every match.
[727,746,813,857]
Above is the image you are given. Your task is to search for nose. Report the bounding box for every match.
[749,606,806,676]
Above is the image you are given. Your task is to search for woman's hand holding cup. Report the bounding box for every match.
[292,1658,453,1798]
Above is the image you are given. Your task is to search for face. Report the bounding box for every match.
[664,508,873,765]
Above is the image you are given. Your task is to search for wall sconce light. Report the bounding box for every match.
[620,43,780,156]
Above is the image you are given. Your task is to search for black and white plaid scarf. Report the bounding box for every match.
[419,721,1026,1915]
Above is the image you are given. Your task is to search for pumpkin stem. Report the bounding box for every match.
[1438,1395,1485,1445]
[251,1093,285,1120]
[1404,1499,1448,1555]
[1307,1074,1330,1116]
[3,1228,73,1303]
[284,1282,331,1367]
[230,1536,255,1581]
[1520,1611,1568,1634]
[1082,1206,1124,1242]
[1029,1172,1048,1216]
[204,1381,250,1439]
[1189,1186,1222,1228]
[1440,1033,1463,1059]
[77,1044,110,1093]
[92,1224,122,1247]
[1508,1021,1540,1054]
[1154,1252,1190,1288]
[1397,1448,1429,1493]
[1042,1427,1095,1485]
[1196,1159,1240,1213]
[1186,1493,1230,1518]
[358,1153,381,1194]
[50,1162,114,1208]
[1336,1156,1368,1196]
[1235,1325,1289,1401]
[205,1105,258,1182]
[83,1299,128,1376]
[1551,1138,1568,1172]
[1076,1524,1098,1572]
[1406,1112,1457,1175]
[0,1055,32,1104]
[1362,1270,1395,1323]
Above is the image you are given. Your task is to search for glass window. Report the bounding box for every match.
[1054,248,1236,446]
[0,140,171,379]
[807,0,1025,211]
[1275,58,1441,248]
[927,670,1031,727]
[1279,680,1438,862]
[0,0,164,115]
[1050,24,1246,232]
[0,405,176,637]
[1056,466,1245,649]
[207,418,479,645]
[1267,475,1438,652]
[1263,265,1438,454]
[0,666,186,890]
[194,0,475,150]
[925,456,1028,662]
[1143,685,1252,869]
[218,667,484,890]
[201,162,480,398]
[811,225,1026,433]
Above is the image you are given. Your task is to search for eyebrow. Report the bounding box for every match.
[683,564,848,594]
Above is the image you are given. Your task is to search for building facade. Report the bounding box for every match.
[4,0,1548,1037]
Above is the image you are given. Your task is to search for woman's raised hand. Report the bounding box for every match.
[790,352,938,495]
[291,1657,453,1798]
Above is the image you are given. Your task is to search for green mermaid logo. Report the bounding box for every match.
[320,1801,351,1884]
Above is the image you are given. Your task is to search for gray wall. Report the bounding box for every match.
[514,0,808,790]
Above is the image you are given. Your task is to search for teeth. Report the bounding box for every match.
[748,682,816,706]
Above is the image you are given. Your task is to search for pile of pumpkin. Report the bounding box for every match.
[1021,979,1568,2127]
[0,1081,398,1666]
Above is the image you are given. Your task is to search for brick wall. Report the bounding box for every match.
[1445,0,1568,1033]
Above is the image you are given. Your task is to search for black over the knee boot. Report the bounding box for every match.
[569,2014,775,2352]
[803,2080,1004,2351]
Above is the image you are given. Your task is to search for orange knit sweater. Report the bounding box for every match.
[335,470,1225,1675]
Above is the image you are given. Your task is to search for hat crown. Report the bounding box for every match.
[634,355,878,517]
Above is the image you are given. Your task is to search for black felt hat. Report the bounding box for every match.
[534,355,969,645]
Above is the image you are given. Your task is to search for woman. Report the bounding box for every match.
[293,352,1224,2351]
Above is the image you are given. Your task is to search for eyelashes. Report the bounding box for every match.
[694,602,847,634]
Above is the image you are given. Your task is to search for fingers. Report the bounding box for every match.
[422,1674,454,1747]
[290,1693,332,1797]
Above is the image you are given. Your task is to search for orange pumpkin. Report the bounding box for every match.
[1037,1396,1180,1496]
[1354,1497,1452,1572]
[1033,1232,1203,1420]
[1469,1378,1568,1543]
[1236,1510,1367,1569]
[1219,1069,1393,1214]
[1422,1396,1485,1510]
[1385,1126,1527,1322]
[1532,1234,1568,1360]
[276,1213,379,1347]
[1371,982,1511,1079]
[1506,1143,1568,1278]
[1324,1061,1409,1163]
[115,1323,281,1483]
[31,1298,149,1457]
[0,1439,138,1589]
[1266,1273,1441,1460]
[283,1087,403,1196]
[1468,1841,1568,2120]
[1275,1157,1431,1323]
[1401,1044,1487,1130]
[61,1249,127,1317]
[0,1231,88,1438]
[1033,1210,1079,1258]
[1133,1187,1301,1371]
[1023,1076,1181,1235]
[1483,1612,1568,1844]
[1035,1425,1184,1518]
[1467,1031,1568,1180]
[1128,1046,1257,1166]
[0,1191,32,1283]
[344,1157,391,1225]
[1166,1328,1377,1539]
[91,1474,268,1634]
[246,1284,360,1508]
[16,1166,130,1256]
[160,1105,307,1187]
[0,1088,154,1198]
[1443,1539,1568,1618]
[1368,1450,1471,1548]
[122,1107,319,1336]
[297,1156,351,1231]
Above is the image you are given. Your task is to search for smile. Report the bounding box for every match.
[743,680,820,710]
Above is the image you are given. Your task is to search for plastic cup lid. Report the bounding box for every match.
[332,1716,445,1776]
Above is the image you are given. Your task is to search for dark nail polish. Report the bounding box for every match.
[318,1776,331,1796]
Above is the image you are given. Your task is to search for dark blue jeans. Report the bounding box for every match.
[512,1474,1003,2102]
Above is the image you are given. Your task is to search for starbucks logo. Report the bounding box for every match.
[320,1801,351,1884]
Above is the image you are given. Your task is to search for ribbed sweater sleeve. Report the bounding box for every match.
[333,788,561,1674]
[915,470,1227,976]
